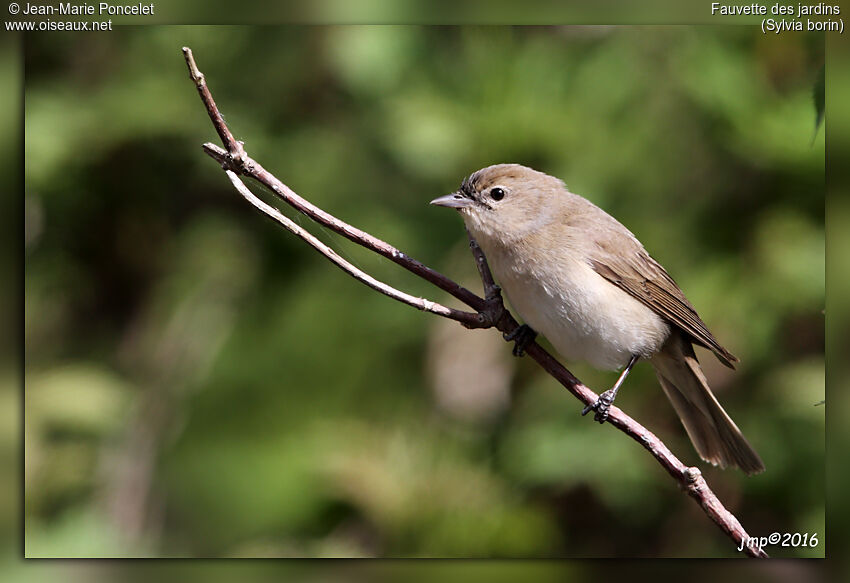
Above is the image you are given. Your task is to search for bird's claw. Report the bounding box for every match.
[503,324,537,357]
[581,389,616,424]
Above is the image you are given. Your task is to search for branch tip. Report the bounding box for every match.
[182,46,205,86]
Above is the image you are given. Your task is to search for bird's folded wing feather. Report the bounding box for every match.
[587,240,738,368]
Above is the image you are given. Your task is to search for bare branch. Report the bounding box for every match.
[184,47,767,559]
[183,47,242,157]
[224,169,485,327]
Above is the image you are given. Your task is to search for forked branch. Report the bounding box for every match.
[182,47,767,559]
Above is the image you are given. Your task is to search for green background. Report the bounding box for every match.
[19,25,823,558]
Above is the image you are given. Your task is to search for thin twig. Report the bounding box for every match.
[202,143,484,311]
[224,169,484,327]
[183,46,767,558]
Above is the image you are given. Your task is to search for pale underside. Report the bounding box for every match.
[479,236,671,370]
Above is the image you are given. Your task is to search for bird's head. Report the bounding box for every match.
[431,163,565,244]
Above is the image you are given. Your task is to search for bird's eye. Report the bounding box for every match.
[490,187,505,201]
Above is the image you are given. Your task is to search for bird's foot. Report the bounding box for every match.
[503,324,537,357]
[466,285,507,330]
[581,389,616,424]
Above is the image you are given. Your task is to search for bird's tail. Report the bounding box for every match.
[650,331,765,475]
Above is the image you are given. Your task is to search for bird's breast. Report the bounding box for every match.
[481,240,670,371]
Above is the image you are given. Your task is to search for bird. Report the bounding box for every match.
[430,163,764,475]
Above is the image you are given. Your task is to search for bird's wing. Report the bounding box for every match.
[588,239,738,368]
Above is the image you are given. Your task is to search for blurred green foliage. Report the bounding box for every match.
[22,26,823,558]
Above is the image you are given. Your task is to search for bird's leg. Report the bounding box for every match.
[504,324,537,357]
[582,354,640,423]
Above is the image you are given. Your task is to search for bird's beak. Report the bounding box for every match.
[430,192,473,209]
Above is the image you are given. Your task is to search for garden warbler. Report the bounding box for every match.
[431,164,764,475]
